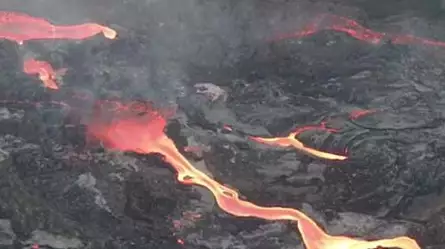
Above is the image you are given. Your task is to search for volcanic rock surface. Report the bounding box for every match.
[0,0,445,249]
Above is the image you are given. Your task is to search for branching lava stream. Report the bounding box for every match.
[0,6,436,248]
[250,121,347,160]
[87,101,420,249]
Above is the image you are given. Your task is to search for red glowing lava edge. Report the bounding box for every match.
[273,13,445,48]
[0,11,116,44]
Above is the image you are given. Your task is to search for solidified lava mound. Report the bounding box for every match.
[0,0,445,249]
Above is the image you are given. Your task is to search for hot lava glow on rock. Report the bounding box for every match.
[86,101,421,249]
[0,11,116,44]
[0,8,432,248]
[250,120,347,160]
[23,58,67,90]
[273,13,445,48]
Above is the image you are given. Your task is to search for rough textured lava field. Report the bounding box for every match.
[0,0,445,249]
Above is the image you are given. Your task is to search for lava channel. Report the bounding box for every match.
[86,101,420,249]
[250,121,347,161]
[23,58,67,90]
[273,13,445,48]
[0,11,116,44]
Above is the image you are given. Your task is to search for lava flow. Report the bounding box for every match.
[87,101,420,249]
[23,58,67,90]
[250,121,347,160]
[274,13,445,48]
[0,11,116,44]
[349,109,377,120]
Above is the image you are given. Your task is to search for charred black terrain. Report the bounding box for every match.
[0,0,444,249]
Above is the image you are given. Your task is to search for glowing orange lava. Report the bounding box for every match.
[0,11,116,44]
[250,121,347,160]
[87,101,420,249]
[274,13,445,48]
[349,109,377,120]
[23,58,67,90]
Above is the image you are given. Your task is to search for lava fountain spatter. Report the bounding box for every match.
[274,13,445,48]
[250,121,347,160]
[23,58,67,90]
[87,101,420,249]
[0,11,116,44]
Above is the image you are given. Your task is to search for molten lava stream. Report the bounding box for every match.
[273,13,445,48]
[0,11,116,44]
[87,102,420,249]
[250,121,347,161]
[23,58,67,90]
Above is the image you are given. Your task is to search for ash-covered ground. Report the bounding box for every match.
[0,0,445,248]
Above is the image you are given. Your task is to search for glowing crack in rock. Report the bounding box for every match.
[0,11,116,44]
[349,109,377,120]
[23,58,67,90]
[250,121,347,160]
[86,101,420,249]
[273,13,445,48]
